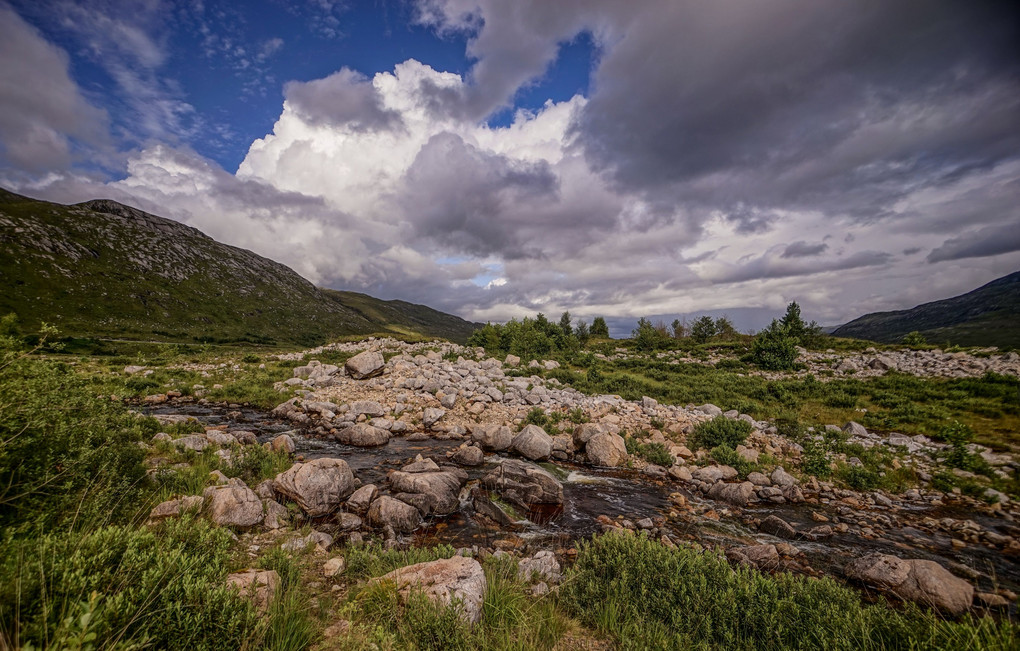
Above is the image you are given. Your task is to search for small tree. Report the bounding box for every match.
[690,316,717,344]
[632,318,661,351]
[714,316,738,340]
[670,318,686,339]
[750,319,798,370]
[559,311,573,338]
[590,317,610,338]
[575,320,590,345]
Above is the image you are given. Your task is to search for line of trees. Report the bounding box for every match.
[468,312,612,359]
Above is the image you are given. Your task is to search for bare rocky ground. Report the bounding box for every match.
[146,337,1020,623]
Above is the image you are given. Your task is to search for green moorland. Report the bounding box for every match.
[1,311,1018,649]
[0,189,479,346]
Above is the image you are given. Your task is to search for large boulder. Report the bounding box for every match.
[451,445,485,466]
[226,569,280,613]
[845,553,974,615]
[367,496,422,533]
[376,556,487,624]
[707,481,755,507]
[270,433,295,454]
[510,425,553,461]
[336,423,390,447]
[423,408,446,430]
[759,515,798,539]
[148,495,203,522]
[692,465,738,483]
[481,459,563,509]
[572,423,604,450]
[345,350,385,379]
[203,479,264,528]
[346,484,378,514]
[585,432,627,467]
[273,458,356,517]
[349,400,387,418]
[389,468,468,516]
[471,423,513,451]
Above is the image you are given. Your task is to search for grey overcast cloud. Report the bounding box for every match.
[2,0,1019,333]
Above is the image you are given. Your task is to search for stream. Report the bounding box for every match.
[147,403,1020,598]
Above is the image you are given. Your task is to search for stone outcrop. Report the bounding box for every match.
[376,556,487,624]
[845,553,974,615]
[273,458,356,517]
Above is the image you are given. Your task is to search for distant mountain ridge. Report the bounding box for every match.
[0,188,479,345]
[832,271,1020,348]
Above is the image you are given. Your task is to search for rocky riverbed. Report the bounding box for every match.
[142,337,1020,617]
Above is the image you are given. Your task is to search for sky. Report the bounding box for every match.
[1,0,1019,336]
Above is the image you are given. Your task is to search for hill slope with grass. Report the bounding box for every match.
[832,271,1020,348]
[0,188,479,345]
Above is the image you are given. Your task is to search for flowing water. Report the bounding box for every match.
[147,403,1020,596]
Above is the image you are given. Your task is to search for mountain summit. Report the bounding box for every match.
[832,272,1020,348]
[0,189,477,345]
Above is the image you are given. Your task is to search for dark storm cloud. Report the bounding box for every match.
[572,1,1020,216]
[398,132,560,258]
[781,241,828,259]
[711,250,893,284]
[284,69,404,132]
[927,223,1020,263]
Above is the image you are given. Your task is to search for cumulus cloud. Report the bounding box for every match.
[6,0,1020,330]
[0,4,109,171]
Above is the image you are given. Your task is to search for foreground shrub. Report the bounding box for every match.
[562,531,1018,650]
[0,333,148,528]
[689,417,752,450]
[625,436,674,467]
[0,517,262,649]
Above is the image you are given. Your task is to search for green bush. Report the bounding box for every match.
[901,331,927,347]
[0,335,148,528]
[749,320,799,370]
[838,464,880,491]
[941,420,978,470]
[689,417,752,450]
[625,436,674,467]
[0,517,262,650]
[562,531,1018,650]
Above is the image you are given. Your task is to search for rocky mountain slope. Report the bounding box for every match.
[832,271,1020,348]
[0,189,478,345]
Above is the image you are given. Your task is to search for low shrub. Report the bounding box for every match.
[624,437,674,467]
[562,531,1018,650]
[689,417,752,450]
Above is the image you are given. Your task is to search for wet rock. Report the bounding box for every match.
[707,481,754,506]
[203,478,264,528]
[781,485,806,503]
[729,544,779,569]
[389,468,468,516]
[668,465,693,481]
[511,425,553,461]
[572,423,604,449]
[845,553,974,615]
[452,445,485,466]
[770,467,798,487]
[692,465,738,483]
[375,556,487,624]
[273,458,356,517]
[472,423,513,451]
[643,464,668,478]
[345,350,385,379]
[403,455,441,473]
[482,459,564,508]
[367,495,422,533]
[759,515,798,539]
[472,490,518,526]
[148,495,203,522]
[336,423,390,447]
[270,433,295,454]
[226,569,280,613]
[585,432,627,467]
[423,408,446,429]
[747,472,771,486]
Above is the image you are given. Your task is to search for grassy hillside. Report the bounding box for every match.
[832,271,1020,348]
[0,189,478,345]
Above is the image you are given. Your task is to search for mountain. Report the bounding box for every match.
[0,188,479,346]
[832,271,1020,348]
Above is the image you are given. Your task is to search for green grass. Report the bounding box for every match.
[545,359,1020,449]
[562,531,1018,650]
